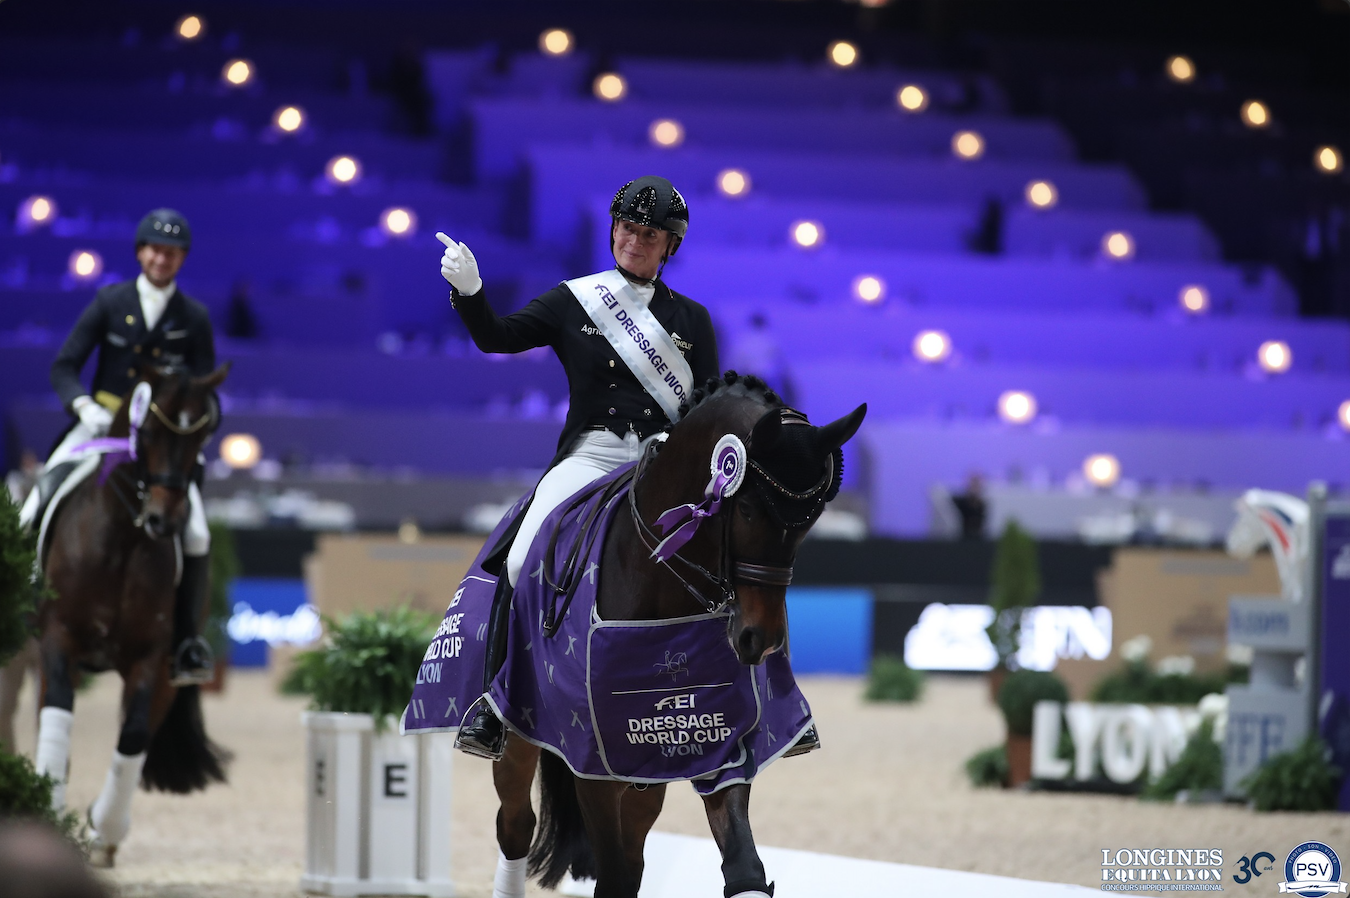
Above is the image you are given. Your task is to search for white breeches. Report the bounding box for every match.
[506,429,658,587]
[20,422,210,557]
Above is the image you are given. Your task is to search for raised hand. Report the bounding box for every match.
[437,232,483,296]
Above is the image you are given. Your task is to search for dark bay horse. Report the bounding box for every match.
[34,365,231,866]
[493,373,866,898]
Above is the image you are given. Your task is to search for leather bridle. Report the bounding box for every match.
[107,398,216,528]
[628,437,825,614]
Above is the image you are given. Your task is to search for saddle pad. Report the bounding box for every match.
[36,455,101,571]
[402,467,815,795]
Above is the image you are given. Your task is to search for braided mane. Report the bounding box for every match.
[675,370,782,422]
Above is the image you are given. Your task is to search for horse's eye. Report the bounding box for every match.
[737,498,754,519]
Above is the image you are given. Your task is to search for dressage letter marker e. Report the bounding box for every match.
[384,763,408,799]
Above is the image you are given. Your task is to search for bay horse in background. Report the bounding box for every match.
[495,373,866,898]
[35,364,232,867]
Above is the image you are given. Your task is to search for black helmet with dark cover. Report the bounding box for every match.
[135,208,192,252]
[610,176,688,256]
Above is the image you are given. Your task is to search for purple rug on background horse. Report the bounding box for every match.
[402,466,814,796]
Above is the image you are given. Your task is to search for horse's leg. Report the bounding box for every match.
[87,658,163,867]
[702,783,773,898]
[491,734,540,898]
[574,779,643,898]
[0,638,38,753]
[618,783,666,888]
[34,625,77,810]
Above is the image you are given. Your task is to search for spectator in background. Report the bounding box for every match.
[224,279,260,340]
[952,472,988,540]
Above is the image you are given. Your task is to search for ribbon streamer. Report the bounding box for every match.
[650,435,746,563]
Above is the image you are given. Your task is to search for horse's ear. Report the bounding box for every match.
[749,407,784,452]
[193,362,232,391]
[813,403,867,454]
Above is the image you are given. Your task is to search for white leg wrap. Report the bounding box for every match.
[728,892,773,898]
[89,751,147,848]
[493,850,528,898]
[35,707,74,810]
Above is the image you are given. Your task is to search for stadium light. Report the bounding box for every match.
[1084,454,1121,488]
[912,330,951,363]
[539,28,573,56]
[828,41,859,68]
[593,73,627,102]
[717,169,750,198]
[791,220,824,249]
[1338,400,1350,432]
[1102,231,1135,260]
[649,119,685,148]
[19,195,57,229]
[998,390,1037,424]
[1025,180,1058,210]
[1165,55,1195,83]
[1315,146,1343,175]
[1257,340,1292,374]
[68,250,103,281]
[274,105,305,133]
[220,434,262,470]
[952,130,984,160]
[380,207,417,237]
[897,85,928,112]
[1179,284,1209,314]
[853,275,885,304]
[175,15,205,41]
[326,155,361,185]
[1241,100,1270,129]
[222,59,254,88]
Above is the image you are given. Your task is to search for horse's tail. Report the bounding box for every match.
[528,751,596,888]
[141,685,231,793]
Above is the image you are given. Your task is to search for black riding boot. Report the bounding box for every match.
[454,575,513,760]
[169,555,215,687]
[784,723,821,758]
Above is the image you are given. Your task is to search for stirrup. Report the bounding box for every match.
[454,700,506,760]
[169,636,215,687]
[784,724,820,759]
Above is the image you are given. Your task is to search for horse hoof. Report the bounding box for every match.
[88,842,117,869]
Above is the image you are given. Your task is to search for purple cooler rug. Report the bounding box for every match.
[402,466,815,795]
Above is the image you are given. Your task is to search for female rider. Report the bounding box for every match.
[437,176,719,759]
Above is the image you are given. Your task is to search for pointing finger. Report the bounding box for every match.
[435,231,455,248]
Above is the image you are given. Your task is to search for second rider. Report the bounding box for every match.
[438,176,719,759]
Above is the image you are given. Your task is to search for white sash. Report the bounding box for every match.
[564,269,693,422]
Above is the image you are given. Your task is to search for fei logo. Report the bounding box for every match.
[1279,842,1347,896]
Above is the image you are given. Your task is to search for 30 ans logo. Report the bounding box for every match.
[1279,842,1347,896]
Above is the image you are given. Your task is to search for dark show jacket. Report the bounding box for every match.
[51,279,217,411]
[451,277,720,466]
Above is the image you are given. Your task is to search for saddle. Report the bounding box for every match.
[33,457,100,571]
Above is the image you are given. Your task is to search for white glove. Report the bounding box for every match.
[72,395,113,436]
[437,232,482,296]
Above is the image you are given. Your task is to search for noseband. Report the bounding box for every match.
[108,401,214,528]
[629,439,812,614]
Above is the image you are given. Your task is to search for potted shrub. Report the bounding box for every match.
[986,521,1040,700]
[864,655,925,703]
[0,492,82,842]
[997,669,1068,787]
[282,607,453,897]
[203,521,240,693]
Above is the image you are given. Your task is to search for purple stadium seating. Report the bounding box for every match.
[787,359,1350,431]
[713,303,1350,373]
[610,56,1009,112]
[665,246,1295,315]
[526,145,1148,246]
[471,97,1074,179]
[862,420,1350,536]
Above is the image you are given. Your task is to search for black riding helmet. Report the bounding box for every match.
[610,176,689,279]
[135,208,192,252]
